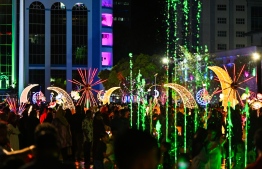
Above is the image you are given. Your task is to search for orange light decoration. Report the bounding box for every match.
[209,64,254,111]
[164,83,198,109]
[68,68,107,108]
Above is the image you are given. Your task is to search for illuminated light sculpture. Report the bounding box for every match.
[243,93,262,111]
[70,91,80,101]
[102,87,120,105]
[19,84,39,104]
[47,87,75,111]
[97,90,105,102]
[196,88,220,106]
[208,65,254,111]
[164,83,198,109]
[68,68,107,108]
[164,83,198,154]
[32,91,46,106]
[6,97,26,115]
[196,89,210,106]
[55,93,65,105]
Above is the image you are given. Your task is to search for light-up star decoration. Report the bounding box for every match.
[209,64,254,111]
[68,68,107,108]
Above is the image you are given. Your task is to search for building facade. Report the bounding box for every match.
[201,0,262,53]
[0,0,113,99]
[113,0,131,63]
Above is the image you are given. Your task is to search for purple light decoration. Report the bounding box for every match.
[244,71,249,78]
[102,13,113,27]
[102,0,113,8]
[102,52,112,66]
[102,33,113,46]
[190,75,194,81]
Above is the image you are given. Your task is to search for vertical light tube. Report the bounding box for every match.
[227,102,233,169]
[194,109,198,132]
[18,0,24,96]
[184,107,187,153]
[129,53,133,127]
[165,61,169,141]
[244,102,249,167]
[12,0,17,86]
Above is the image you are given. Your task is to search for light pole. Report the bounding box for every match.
[253,52,262,93]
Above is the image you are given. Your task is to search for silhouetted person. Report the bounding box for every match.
[26,110,40,146]
[114,129,159,169]
[82,110,93,169]
[93,132,112,169]
[71,106,84,161]
[246,128,262,169]
[93,112,105,158]
[19,110,29,149]
[20,123,75,169]
[52,107,72,161]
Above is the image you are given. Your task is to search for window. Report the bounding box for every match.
[51,2,66,65]
[236,31,245,37]
[102,13,113,27]
[236,5,245,11]
[217,5,226,11]
[102,52,112,66]
[236,18,245,24]
[102,0,113,8]
[72,3,88,65]
[251,7,262,30]
[217,31,227,37]
[29,1,45,65]
[217,18,227,24]
[102,33,113,46]
[217,44,227,50]
[236,44,245,48]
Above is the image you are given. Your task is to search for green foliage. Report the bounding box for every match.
[50,78,66,90]
[75,46,87,60]
[98,54,166,90]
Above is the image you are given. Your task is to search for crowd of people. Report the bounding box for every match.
[0,100,261,169]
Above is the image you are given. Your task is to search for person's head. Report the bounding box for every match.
[7,112,17,125]
[236,141,244,152]
[121,109,130,118]
[85,110,92,119]
[34,123,60,159]
[75,105,82,114]
[0,120,8,146]
[100,132,109,143]
[194,127,208,142]
[114,129,159,169]
[254,128,262,152]
[160,141,171,153]
[29,109,37,118]
[207,125,219,141]
[22,109,29,118]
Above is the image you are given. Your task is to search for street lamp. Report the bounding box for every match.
[253,52,262,93]
[162,57,174,109]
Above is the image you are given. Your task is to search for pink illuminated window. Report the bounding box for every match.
[102,0,113,8]
[102,13,113,27]
[102,52,112,66]
[102,33,113,46]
